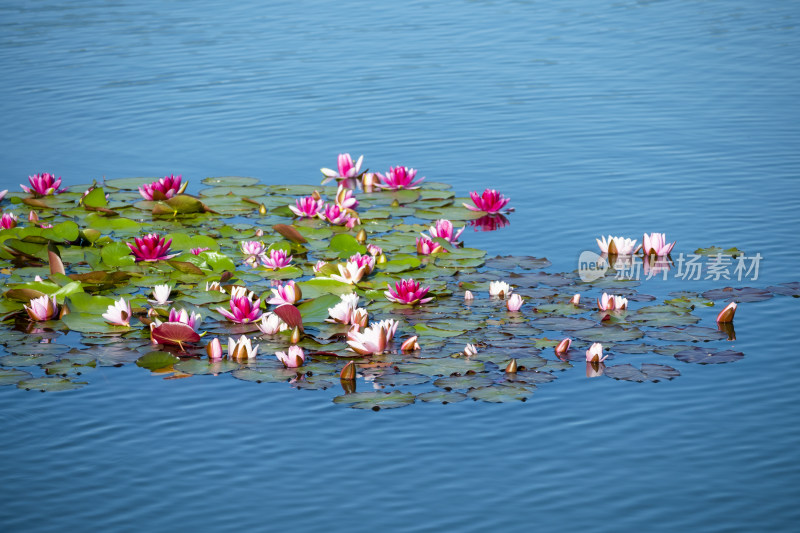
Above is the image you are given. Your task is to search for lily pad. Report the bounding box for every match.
[416,390,468,404]
[173,359,242,375]
[136,351,180,371]
[701,287,773,303]
[467,383,533,403]
[17,377,87,392]
[674,347,745,364]
[332,390,415,410]
[0,368,33,386]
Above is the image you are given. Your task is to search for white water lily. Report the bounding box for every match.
[228,335,259,361]
[150,284,173,305]
[489,281,512,298]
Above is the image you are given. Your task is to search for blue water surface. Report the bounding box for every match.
[1,1,799,531]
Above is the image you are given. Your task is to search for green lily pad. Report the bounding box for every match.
[0,368,33,386]
[467,383,533,403]
[173,359,242,375]
[673,347,745,364]
[232,366,300,383]
[332,390,415,410]
[416,390,468,404]
[136,351,180,371]
[396,357,484,376]
[434,374,494,390]
[373,372,432,387]
[574,326,644,343]
[17,377,87,392]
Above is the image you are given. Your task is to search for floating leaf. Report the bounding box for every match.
[701,287,772,303]
[674,347,745,364]
[416,390,468,404]
[136,351,180,371]
[0,368,33,386]
[17,377,87,392]
[173,359,241,375]
[332,390,415,410]
[434,374,494,390]
[373,372,432,387]
[467,383,533,403]
[150,323,201,347]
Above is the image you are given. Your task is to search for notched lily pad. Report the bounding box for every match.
[332,390,415,410]
[467,383,533,403]
[674,347,745,364]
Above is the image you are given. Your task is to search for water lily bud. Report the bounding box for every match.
[356,228,367,244]
[400,335,420,352]
[555,338,572,356]
[206,338,223,361]
[716,301,737,323]
[570,293,581,305]
[255,229,264,237]
[28,210,39,222]
[340,360,356,380]
[464,344,478,357]
[505,359,518,373]
[258,204,267,215]
[464,290,474,301]
[376,254,387,265]
[290,326,301,344]
[312,190,322,201]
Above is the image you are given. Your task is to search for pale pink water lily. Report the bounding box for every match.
[260,249,293,270]
[289,196,325,218]
[489,280,512,298]
[268,280,302,306]
[327,293,361,324]
[24,295,58,321]
[190,247,210,255]
[506,293,524,311]
[167,307,202,331]
[240,240,266,262]
[205,281,226,293]
[127,234,177,262]
[372,319,399,341]
[21,173,66,196]
[330,261,367,285]
[28,211,38,222]
[596,235,638,256]
[321,153,364,183]
[401,335,420,352]
[346,324,390,355]
[0,190,7,201]
[716,301,737,323]
[464,290,474,300]
[228,335,259,361]
[0,212,18,229]
[376,166,425,190]
[586,342,608,363]
[464,344,478,357]
[362,172,379,192]
[206,337,223,361]
[463,189,510,214]
[321,204,357,226]
[149,284,172,305]
[348,252,375,275]
[313,260,327,273]
[385,278,433,305]
[570,294,581,305]
[597,293,628,311]
[335,184,359,210]
[39,223,53,228]
[101,297,132,326]
[275,345,306,367]
[366,244,383,257]
[351,308,369,329]
[422,219,465,245]
[416,237,447,255]
[216,286,263,323]
[256,312,287,335]
[138,174,186,201]
[555,338,572,356]
[641,233,676,256]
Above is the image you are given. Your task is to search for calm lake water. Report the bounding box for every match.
[1,1,799,531]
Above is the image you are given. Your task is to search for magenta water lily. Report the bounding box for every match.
[0,212,18,229]
[216,286,263,323]
[464,189,510,214]
[21,173,66,196]
[128,234,177,262]
[320,153,364,183]
[385,278,433,305]
[138,174,186,201]
[423,219,464,245]
[260,249,293,270]
[376,166,425,190]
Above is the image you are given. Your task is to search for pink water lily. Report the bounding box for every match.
[586,342,608,363]
[268,280,302,306]
[138,174,186,201]
[348,252,375,275]
[21,173,66,196]
[289,196,325,218]
[335,185,359,210]
[506,293,524,312]
[0,212,18,229]
[555,338,572,356]
[166,307,202,331]
[596,235,638,256]
[24,295,58,321]
[401,335,420,352]
[241,240,266,257]
[330,262,367,285]
[321,153,365,183]
[385,278,433,305]
[0,190,7,201]
[102,297,131,326]
[28,211,38,222]
[416,237,447,255]
[190,247,210,255]
[216,286,263,323]
[229,335,259,361]
[716,301,737,323]
[346,324,390,355]
[372,319,399,341]
[313,260,327,273]
[256,312,287,335]
[376,166,425,190]
[127,234,177,262]
[570,294,581,305]
[423,219,465,245]
[206,281,225,293]
[366,244,383,257]
[464,189,510,214]
[597,293,628,311]
[362,172,379,192]
[260,249,293,270]
[327,293,361,324]
[321,204,357,226]
[275,345,306,367]
[641,233,675,256]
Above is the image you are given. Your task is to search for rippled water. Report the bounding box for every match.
[1,1,799,531]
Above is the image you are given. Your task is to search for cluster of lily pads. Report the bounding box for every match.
[0,159,796,409]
